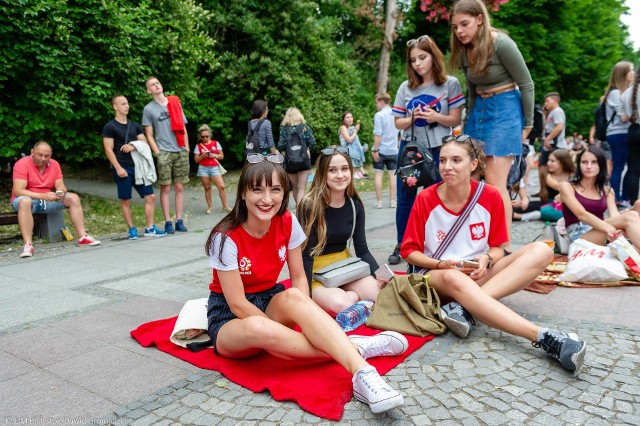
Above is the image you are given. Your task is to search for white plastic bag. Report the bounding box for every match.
[170,298,211,348]
[559,238,628,283]
[608,236,640,280]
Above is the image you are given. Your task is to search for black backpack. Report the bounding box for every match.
[245,119,265,155]
[594,96,615,142]
[528,104,544,142]
[284,124,309,172]
[507,154,526,196]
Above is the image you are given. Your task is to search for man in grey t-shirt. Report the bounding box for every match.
[538,92,567,202]
[142,76,189,234]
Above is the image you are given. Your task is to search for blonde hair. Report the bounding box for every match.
[449,0,499,75]
[297,150,361,257]
[605,61,633,96]
[281,108,305,126]
[198,124,211,134]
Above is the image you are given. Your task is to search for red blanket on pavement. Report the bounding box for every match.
[131,314,434,420]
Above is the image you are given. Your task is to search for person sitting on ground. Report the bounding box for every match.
[102,94,166,239]
[193,124,232,214]
[297,147,383,316]
[560,146,640,246]
[204,153,408,414]
[400,134,587,375]
[11,141,101,258]
[514,149,576,222]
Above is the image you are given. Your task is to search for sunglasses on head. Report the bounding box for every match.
[246,153,284,164]
[442,134,479,157]
[406,35,431,47]
[321,146,349,156]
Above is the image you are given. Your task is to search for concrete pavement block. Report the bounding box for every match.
[0,349,38,382]
[45,345,193,406]
[0,369,117,418]
[0,324,107,368]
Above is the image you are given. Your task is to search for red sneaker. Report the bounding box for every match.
[20,243,35,258]
[78,234,101,246]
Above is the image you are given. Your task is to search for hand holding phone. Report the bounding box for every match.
[462,260,480,269]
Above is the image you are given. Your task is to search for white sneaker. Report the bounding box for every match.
[348,331,408,360]
[352,365,404,413]
[375,200,383,209]
[20,243,34,258]
[390,200,397,208]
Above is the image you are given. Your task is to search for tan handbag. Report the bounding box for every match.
[366,273,447,337]
[218,163,227,175]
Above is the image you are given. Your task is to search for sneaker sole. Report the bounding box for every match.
[79,242,101,246]
[443,316,470,338]
[144,233,167,237]
[354,392,404,413]
[19,253,33,258]
[128,237,138,240]
[568,333,587,376]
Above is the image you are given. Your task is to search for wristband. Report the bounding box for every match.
[485,254,493,269]
[372,149,379,153]
[436,260,444,269]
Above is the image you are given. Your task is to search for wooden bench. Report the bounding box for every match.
[0,210,66,243]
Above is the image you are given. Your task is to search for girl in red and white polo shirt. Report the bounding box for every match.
[401,135,587,375]
[194,124,232,214]
[204,154,407,414]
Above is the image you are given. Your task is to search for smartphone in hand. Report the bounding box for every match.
[462,260,480,269]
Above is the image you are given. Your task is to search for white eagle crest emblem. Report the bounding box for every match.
[469,222,486,240]
[278,245,287,262]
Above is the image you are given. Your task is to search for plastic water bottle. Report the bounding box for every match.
[541,221,555,251]
[335,299,375,332]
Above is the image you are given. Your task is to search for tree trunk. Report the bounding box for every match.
[376,0,398,95]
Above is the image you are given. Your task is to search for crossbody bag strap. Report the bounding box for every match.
[348,197,356,253]
[417,180,486,274]
[125,121,131,143]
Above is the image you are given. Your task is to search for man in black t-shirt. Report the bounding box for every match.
[102,95,166,239]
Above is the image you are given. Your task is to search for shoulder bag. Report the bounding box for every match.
[312,198,371,288]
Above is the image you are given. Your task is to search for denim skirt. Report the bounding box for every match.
[465,90,524,157]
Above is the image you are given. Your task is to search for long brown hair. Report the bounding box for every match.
[449,0,501,75]
[297,150,361,257]
[548,149,576,175]
[631,65,640,123]
[405,36,447,88]
[205,160,290,263]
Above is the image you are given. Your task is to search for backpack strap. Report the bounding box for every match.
[347,197,356,253]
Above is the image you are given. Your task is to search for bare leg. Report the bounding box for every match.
[484,156,514,251]
[174,183,185,220]
[64,193,87,236]
[160,184,171,222]
[388,170,397,204]
[17,198,35,244]
[143,193,157,228]
[215,288,368,375]
[211,175,230,210]
[312,286,360,316]
[580,210,640,247]
[200,176,212,210]
[120,199,134,228]
[538,165,549,203]
[374,171,383,203]
[341,276,380,302]
[287,173,299,205]
[295,170,310,205]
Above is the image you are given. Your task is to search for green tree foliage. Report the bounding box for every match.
[188,0,384,163]
[0,0,215,162]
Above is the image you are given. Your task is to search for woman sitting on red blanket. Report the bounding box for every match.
[400,135,587,374]
[204,153,408,414]
[560,146,640,246]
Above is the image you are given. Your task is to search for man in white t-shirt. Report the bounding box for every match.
[538,92,567,202]
[372,93,399,209]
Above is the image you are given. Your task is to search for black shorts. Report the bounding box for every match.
[207,283,286,350]
[538,147,556,167]
[284,159,311,174]
[373,153,398,171]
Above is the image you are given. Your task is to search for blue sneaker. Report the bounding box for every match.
[533,329,587,375]
[145,224,167,237]
[175,219,188,232]
[128,227,138,240]
[164,221,174,234]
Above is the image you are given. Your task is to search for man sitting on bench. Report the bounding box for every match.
[11,141,101,258]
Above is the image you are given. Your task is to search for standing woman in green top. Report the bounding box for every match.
[449,0,534,252]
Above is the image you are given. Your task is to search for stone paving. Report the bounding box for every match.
[1,173,639,425]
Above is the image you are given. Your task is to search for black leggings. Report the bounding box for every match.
[623,124,640,204]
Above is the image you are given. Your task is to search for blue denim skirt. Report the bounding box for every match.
[465,90,524,157]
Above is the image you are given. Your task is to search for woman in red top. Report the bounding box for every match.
[401,135,586,375]
[194,124,232,213]
[203,153,408,414]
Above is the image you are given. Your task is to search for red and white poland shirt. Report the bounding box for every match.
[400,181,509,262]
[208,211,306,294]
